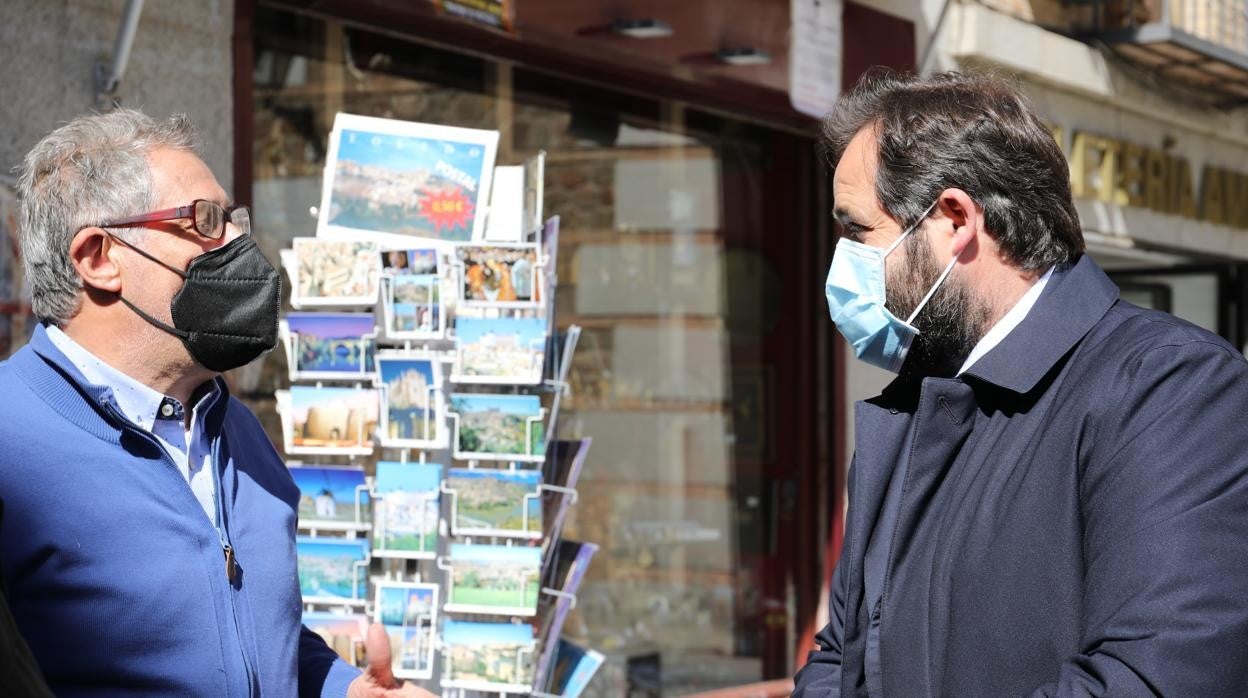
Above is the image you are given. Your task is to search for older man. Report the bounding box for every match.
[2,109,430,697]
[795,71,1248,695]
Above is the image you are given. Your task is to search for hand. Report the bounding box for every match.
[346,623,437,698]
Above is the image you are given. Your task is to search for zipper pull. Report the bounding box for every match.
[224,544,237,584]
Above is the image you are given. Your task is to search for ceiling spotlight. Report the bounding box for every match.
[611,19,674,39]
[716,47,772,66]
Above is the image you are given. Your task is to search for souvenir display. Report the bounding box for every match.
[447,467,542,539]
[288,465,371,531]
[372,462,442,559]
[374,582,439,680]
[279,113,598,695]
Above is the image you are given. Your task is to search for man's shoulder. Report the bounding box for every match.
[1089,300,1244,366]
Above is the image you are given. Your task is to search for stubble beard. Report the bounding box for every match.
[885,232,991,379]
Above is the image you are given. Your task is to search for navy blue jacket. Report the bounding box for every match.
[0,326,359,696]
[795,256,1248,696]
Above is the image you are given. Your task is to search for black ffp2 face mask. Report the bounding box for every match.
[111,234,282,373]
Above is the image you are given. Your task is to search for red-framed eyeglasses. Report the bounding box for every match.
[98,199,250,240]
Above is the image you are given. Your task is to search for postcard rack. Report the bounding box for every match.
[278,162,598,693]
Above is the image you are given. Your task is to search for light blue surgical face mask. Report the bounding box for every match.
[824,201,960,373]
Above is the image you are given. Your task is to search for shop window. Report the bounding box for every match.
[252,5,823,691]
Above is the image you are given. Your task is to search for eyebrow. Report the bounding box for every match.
[833,208,863,228]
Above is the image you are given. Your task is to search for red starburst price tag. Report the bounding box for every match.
[418,190,475,233]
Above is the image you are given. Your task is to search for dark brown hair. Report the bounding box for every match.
[822,69,1084,270]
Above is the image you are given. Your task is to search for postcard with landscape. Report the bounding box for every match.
[452,316,547,385]
[457,244,541,307]
[447,467,542,539]
[281,386,379,455]
[290,238,381,307]
[450,393,545,462]
[289,465,371,531]
[446,543,542,616]
[374,582,439,680]
[548,640,606,698]
[441,620,536,692]
[303,611,368,666]
[296,537,369,605]
[319,113,498,246]
[377,357,443,449]
[372,461,442,559]
[283,312,376,380]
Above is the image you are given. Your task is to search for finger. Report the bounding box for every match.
[365,622,397,688]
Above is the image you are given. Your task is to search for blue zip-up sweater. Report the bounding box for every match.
[0,325,360,696]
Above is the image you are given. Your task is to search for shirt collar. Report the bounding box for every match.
[44,325,218,431]
[960,254,1120,394]
[957,266,1055,376]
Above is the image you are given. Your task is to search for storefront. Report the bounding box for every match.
[234,1,917,692]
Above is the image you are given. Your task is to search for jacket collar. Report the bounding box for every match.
[959,254,1118,395]
[14,324,231,436]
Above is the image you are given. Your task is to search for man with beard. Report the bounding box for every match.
[794,71,1248,696]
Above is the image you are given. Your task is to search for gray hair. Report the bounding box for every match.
[16,109,198,326]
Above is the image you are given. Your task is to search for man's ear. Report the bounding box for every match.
[936,188,982,258]
[68,227,123,294]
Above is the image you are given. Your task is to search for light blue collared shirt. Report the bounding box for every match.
[46,325,219,522]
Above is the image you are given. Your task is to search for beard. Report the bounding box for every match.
[885,232,991,378]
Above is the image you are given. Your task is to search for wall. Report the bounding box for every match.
[0,0,235,192]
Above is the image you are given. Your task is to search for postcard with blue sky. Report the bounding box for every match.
[441,620,536,691]
[284,312,376,379]
[447,467,542,538]
[373,462,442,559]
[453,316,547,385]
[320,114,499,246]
[374,582,438,680]
[447,543,542,615]
[289,465,370,531]
[377,357,443,448]
[296,537,369,605]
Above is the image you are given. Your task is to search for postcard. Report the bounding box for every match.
[376,357,444,449]
[281,312,377,381]
[451,316,547,385]
[296,537,369,606]
[445,543,542,616]
[289,465,371,531]
[373,582,439,680]
[534,541,599,689]
[440,620,536,693]
[381,274,443,340]
[289,238,381,307]
[484,165,524,243]
[449,393,546,462]
[278,386,379,456]
[381,248,439,276]
[446,467,542,539]
[456,244,541,308]
[548,640,606,698]
[303,610,368,666]
[541,438,592,548]
[319,113,499,246]
[372,461,442,559]
[524,152,546,239]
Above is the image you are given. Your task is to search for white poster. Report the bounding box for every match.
[790,0,843,119]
